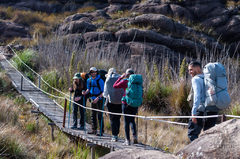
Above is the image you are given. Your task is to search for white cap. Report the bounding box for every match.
[105,68,116,77]
[89,67,98,73]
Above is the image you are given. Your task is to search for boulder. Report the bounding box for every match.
[60,20,97,34]
[15,1,63,14]
[90,10,111,21]
[63,13,92,24]
[99,149,179,159]
[185,1,226,21]
[0,21,30,38]
[176,119,240,159]
[83,31,114,42]
[115,29,206,57]
[130,2,196,22]
[215,15,240,43]
[108,0,138,4]
[104,4,132,14]
[128,14,176,33]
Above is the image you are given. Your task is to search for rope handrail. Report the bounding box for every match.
[1,51,66,100]
[7,46,70,98]
[1,51,240,126]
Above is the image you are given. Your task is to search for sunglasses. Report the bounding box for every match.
[90,71,97,74]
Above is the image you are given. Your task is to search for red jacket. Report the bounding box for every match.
[113,77,128,104]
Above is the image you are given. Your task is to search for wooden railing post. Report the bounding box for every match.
[38,75,41,89]
[20,76,23,91]
[221,114,226,123]
[63,98,67,128]
[145,117,147,149]
[48,122,56,141]
[86,143,96,159]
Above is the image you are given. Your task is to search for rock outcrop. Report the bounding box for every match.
[176,119,240,159]
[0,21,30,38]
[99,149,179,159]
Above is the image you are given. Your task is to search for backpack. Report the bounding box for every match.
[203,62,231,110]
[122,74,143,107]
[89,69,107,96]
[104,74,124,104]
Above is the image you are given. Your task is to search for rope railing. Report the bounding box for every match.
[7,45,70,98]
[1,50,240,127]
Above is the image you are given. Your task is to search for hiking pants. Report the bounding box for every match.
[122,103,138,140]
[188,111,218,142]
[91,99,104,132]
[72,97,85,127]
[107,102,122,136]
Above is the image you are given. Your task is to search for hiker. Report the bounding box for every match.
[82,67,105,135]
[103,68,124,142]
[69,73,86,130]
[188,61,218,142]
[113,69,138,145]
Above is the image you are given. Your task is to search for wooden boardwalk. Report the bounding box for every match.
[0,58,162,151]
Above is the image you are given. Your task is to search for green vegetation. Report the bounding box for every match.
[11,49,38,81]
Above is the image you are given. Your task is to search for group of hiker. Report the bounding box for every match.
[69,60,231,144]
[69,67,142,145]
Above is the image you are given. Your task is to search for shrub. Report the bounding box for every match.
[0,72,12,93]
[167,80,191,121]
[12,10,43,26]
[11,49,38,81]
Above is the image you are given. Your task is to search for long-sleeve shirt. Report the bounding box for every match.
[192,74,205,115]
[113,77,128,104]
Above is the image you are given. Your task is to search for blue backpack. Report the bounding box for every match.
[122,74,143,107]
[203,62,231,110]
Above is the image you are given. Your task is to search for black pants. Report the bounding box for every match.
[188,111,218,142]
[107,102,122,136]
[91,99,104,132]
[72,97,86,127]
[122,103,138,140]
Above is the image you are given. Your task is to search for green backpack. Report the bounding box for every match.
[122,74,143,107]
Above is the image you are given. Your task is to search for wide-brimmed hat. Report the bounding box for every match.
[126,68,134,75]
[73,73,82,79]
[105,68,116,77]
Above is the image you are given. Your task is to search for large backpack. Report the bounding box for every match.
[105,74,124,104]
[122,74,143,107]
[203,62,231,110]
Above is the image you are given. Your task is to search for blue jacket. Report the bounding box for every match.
[192,74,205,115]
[87,75,104,100]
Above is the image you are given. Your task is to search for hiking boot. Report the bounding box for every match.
[96,131,104,136]
[78,126,84,130]
[111,135,118,142]
[70,126,77,129]
[133,135,138,144]
[87,130,97,134]
[123,139,130,146]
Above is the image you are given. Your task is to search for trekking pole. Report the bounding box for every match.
[100,98,105,139]
[83,96,86,134]
[68,93,72,129]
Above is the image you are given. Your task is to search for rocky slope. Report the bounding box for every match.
[0,0,240,61]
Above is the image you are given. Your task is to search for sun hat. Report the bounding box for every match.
[105,68,116,77]
[125,68,134,75]
[89,67,98,73]
[73,73,82,79]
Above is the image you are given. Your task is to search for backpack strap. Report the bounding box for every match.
[89,78,102,97]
